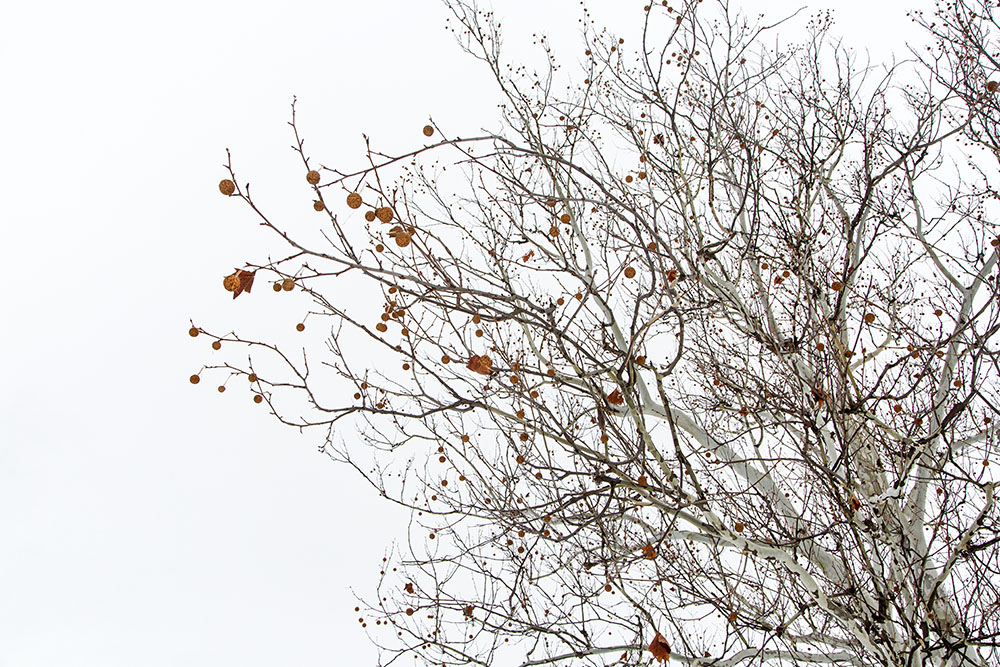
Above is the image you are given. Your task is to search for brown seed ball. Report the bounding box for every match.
[864,313,875,323]
[395,232,411,248]
[313,200,325,211]
[346,192,363,209]
[988,80,998,93]
[624,266,636,278]
[549,226,559,237]
[223,274,240,292]
[376,207,394,223]
[248,373,258,383]
[296,323,305,332]
[212,340,222,350]
[376,322,388,332]
[365,210,377,222]
[560,213,571,223]
[272,282,282,292]
[189,327,199,337]
[282,278,295,292]
[375,244,384,252]
[217,386,226,393]
[423,125,434,137]
[253,394,263,404]
[190,374,200,384]
[219,179,236,196]
[306,170,321,185]
[441,355,450,363]
[831,281,843,291]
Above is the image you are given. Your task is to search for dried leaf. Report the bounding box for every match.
[649,632,671,662]
[223,269,256,299]
[466,354,494,376]
[404,583,414,594]
[607,389,624,405]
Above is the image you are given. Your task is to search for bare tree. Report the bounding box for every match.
[191,1,1000,665]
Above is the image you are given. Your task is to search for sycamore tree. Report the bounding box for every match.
[189,0,1000,665]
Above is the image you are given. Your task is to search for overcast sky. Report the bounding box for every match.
[1,0,926,665]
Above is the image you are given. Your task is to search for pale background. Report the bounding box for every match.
[0,0,923,665]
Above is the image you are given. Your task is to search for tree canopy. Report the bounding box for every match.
[191,1,1000,665]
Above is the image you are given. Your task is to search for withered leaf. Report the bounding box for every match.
[607,389,624,405]
[649,632,671,662]
[404,583,414,594]
[224,269,256,299]
[466,354,494,376]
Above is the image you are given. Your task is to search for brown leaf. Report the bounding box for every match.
[404,583,414,594]
[607,389,624,405]
[466,354,494,376]
[223,269,256,299]
[649,632,671,662]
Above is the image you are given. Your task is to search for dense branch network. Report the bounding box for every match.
[191,1,1000,665]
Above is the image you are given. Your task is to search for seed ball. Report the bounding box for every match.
[375,244,384,252]
[217,386,226,393]
[190,374,200,384]
[253,394,263,404]
[223,274,240,292]
[296,323,305,332]
[189,327,199,337]
[219,179,236,196]
[282,278,295,291]
[306,170,321,185]
[376,207,394,223]
[624,266,636,278]
[423,125,434,137]
[248,373,258,383]
[376,323,388,332]
[365,210,377,222]
[549,226,559,237]
[313,200,325,211]
[346,193,363,209]
[560,213,571,223]
[394,232,411,248]
[212,340,222,350]
[988,81,998,93]
[272,282,282,292]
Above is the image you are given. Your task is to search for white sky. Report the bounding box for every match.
[0,0,926,664]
